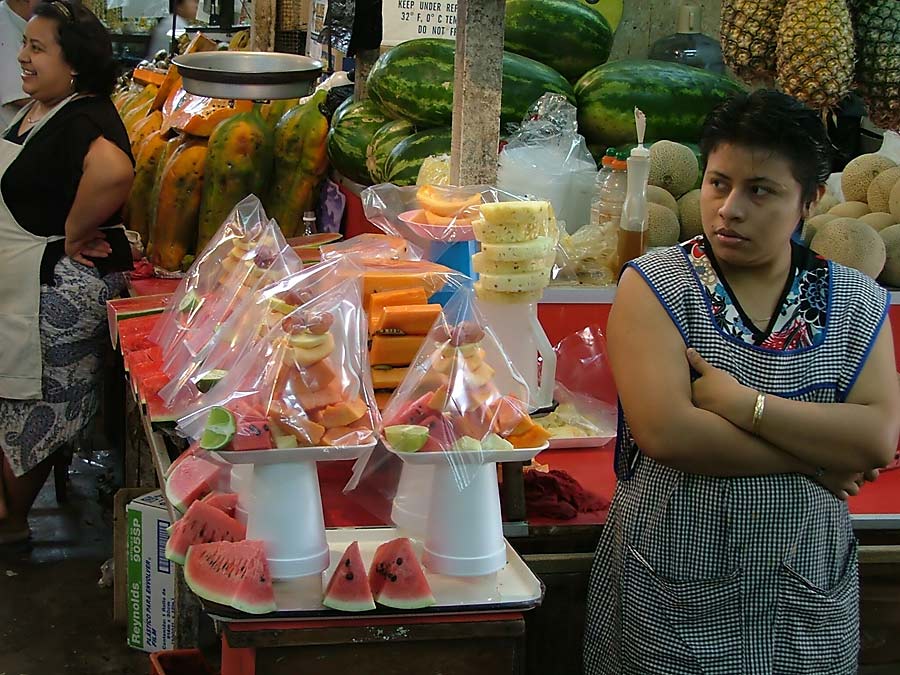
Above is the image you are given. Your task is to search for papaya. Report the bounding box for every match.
[124,129,170,243]
[151,34,217,112]
[149,137,207,271]
[360,260,456,299]
[259,98,300,128]
[129,110,163,156]
[506,424,551,449]
[122,97,154,133]
[166,92,254,138]
[366,287,428,331]
[196,107,275,251]
[374,391,393,410]
[371,367,408,390]
[373,304,442,336]
[315,397,368,429]
[265,90,330,237]
[369,335,426,367]
[119,84,156,118]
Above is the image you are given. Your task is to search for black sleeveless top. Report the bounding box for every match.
[2,96,135,284]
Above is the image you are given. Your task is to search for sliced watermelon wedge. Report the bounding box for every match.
[201,492,239,519]
[286,233,343,248]
[165,453,227,512]
[368,538,435,609]
[165,499,246,565]
[323,541,375,612]
[185,540,276,615]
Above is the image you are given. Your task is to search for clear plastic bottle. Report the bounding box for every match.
[594,150,629,227]
[589,147,617,226]
[299,210,317,237]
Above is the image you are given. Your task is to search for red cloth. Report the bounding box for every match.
[129,259,155,279]
[523,468,609,520]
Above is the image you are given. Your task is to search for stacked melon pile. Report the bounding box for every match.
[805,153,900,286]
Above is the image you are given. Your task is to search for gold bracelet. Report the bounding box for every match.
[751,392,766,435]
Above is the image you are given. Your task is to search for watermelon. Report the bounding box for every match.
[384,392,434,427]
[227,416,274,451]
[165,443,202,479]
[184,540,276,615]
[368,537,435,609]
[366,38,575,129]
[326,99,392,185]
[384,128,453,187]
[201,491,239,518]
[322,541,376,612]
[504,0,613,83]
[574,60,745,147]
[165,453,227,512]
[366,119,416,185]
[165,499,246,565]
[576,0,623,30]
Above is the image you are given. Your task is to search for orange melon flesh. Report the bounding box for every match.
[360,260,456,299]
[374,391,393,410]
[369,335,426,367]
[366,287,428,333]
[374,304,442,336]
[371,367,408,390]
[506,424,551,449]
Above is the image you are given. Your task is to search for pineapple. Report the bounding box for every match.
[720,0,788,83]
[776,0,856,113]
[853,0,900,131]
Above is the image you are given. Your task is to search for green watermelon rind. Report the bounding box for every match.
[184,540,276,615]
[504,0,613,83]
[574,60,745,147]
[326,98,392,185]
[164,500,246,565]
[367,38,576,129]
[384,127,453,188]
[366,119,416,185]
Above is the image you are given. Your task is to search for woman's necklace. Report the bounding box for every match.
[24,105,46,125]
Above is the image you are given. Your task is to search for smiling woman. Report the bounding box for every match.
[0,1,134,546]
[582,90,900,674]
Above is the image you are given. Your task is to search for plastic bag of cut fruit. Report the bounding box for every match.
[177,273,380,453]
[354,285,552,497]
[360,183,528,261]
[149,195,287,364]
[157,256,356,414]
[319,233,424,262]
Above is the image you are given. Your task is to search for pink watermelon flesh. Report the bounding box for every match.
[165,500,246,565]
[165,454,226,512]
[165,443,201,479]
[201,492,239,518]
[385,393,433,427]
[323,541,375,612]
[228,416,274,451]
[184,540,276,615]
[419,414,454,452]
[368,537,435,609]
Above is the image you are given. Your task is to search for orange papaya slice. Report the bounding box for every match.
[506,424,551,449]
[316,397,368,429]
[371,367,408,390]
[374,304,442,336]
[367,287,428,334]
[369,335,426,367]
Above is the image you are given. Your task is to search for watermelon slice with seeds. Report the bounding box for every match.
[165,453,227,512]
[165,499,246,565]
[323,541,375,612]
[368,537,435,609]
[201,492,239,519]
[184,540,276,615]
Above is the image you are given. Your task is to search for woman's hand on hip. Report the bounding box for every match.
[66,231,111,267]
[686,348,756,426]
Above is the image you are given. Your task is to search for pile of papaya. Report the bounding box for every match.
[113,34,332,271]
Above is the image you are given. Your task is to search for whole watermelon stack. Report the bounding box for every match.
[385,128,453,187]
[326,98,392,185]
[367,119,416,184]
[504,0,614,83]
[575,60,745,147]
[367,38,575,128]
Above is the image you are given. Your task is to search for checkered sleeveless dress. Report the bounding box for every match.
[583,237,888,675]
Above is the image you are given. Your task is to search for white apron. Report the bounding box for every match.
[0,94,78,400]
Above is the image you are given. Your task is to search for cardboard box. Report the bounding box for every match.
[126,491,176,653]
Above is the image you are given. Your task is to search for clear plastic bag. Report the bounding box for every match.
[177,274,379,452]
[320,233,422,262]
[497,94,597,235]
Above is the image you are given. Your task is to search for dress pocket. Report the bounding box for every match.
[621,545,742,675]
[773,541,859,674]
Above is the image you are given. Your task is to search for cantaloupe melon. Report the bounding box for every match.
[868,167,900,213]
[829,201,871,218]
[811,219,886,279]
[812,193,840,216]
[677,189,703,239]
[858,212,898,232]
[316,397,368,429]
[878,224,900,287]
[803,213,839,244]
[841,154,897,202]
[890,178,900,222]
[648,141,698,198]
[646,203,680,247]
[646,185,678,214]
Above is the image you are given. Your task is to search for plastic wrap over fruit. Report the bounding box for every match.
[149,195,298,366]
[320,233,423,262]
[177,273,380,452]
[158,256,358,414]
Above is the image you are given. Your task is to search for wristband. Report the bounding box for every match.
[751,392,766,435]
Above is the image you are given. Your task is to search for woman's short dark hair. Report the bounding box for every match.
[33,1,118,98]
[699,89,832,205]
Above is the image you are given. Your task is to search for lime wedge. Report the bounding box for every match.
[195,369,227,393]
[178,290,200,315]
[450,436,482,452]
[482,432,513,451]
[384,424,429,453]
[199,406,236,450]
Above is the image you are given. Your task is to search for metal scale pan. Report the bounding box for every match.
[172,51,323,100]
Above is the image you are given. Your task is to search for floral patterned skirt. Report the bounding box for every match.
[0,257,125,476]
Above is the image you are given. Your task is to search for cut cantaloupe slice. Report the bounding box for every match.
[316,397,368,429]
[367,288,428,333]
[295,380,345,411]
[374,304,442,336]
[371,367,409,390]
[416,185,482,217]
[369,335,426,367]
[506,424,551,449]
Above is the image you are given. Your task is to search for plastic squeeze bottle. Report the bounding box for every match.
[616,108,651,271]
